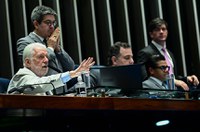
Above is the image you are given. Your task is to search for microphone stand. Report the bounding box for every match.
[8,82,56,95]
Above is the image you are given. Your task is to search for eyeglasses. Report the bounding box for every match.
[42,20,57,27]
[155,65,170,72]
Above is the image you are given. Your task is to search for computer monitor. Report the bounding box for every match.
[90,64,143,96]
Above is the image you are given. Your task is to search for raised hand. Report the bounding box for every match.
[47,27,60,50]
[69,57,95,78]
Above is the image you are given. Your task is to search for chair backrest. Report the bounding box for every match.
[0,77,10,93]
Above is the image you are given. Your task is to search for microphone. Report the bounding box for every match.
[8,82,56,94]
[8,85,35,94]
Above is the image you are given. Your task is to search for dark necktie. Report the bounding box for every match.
[162,48,173,74]
[43,39,47,46]
[162,81,168,89]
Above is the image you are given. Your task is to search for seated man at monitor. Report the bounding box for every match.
[142,54,199,98]
[7,43,95,95]
[90,41,134,86]
[89,42,136,96]
[143,54,172,90]
[143,54,198,91]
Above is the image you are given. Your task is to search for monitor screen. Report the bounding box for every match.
[90,64,143,96]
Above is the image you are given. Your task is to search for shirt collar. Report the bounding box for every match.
[152,40,166,51]
[149,76,163,86]
[33,32,45,42]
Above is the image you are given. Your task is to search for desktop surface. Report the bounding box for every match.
[0,94,200,131]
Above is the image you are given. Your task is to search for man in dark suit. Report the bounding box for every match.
[93,41,134,86]
[17,5,75,95]
[89,41,134,94]
[137,17,199,91]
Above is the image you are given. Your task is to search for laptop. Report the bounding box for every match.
[89,64,143,96]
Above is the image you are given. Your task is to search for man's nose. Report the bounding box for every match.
[44,56,49,62]
[49,25,55,30]
[160,29,165,33]
[130,58,134,64]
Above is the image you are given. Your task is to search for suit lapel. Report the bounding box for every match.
[149,77,165,89]
[149,43,162,56]
[29,32,45,45]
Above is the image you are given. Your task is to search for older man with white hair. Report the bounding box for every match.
[7,43,95,95]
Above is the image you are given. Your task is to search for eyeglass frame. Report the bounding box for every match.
[154,65,170,72]
[42,20,57,27]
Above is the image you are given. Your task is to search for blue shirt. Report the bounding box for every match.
[61,72,71,83]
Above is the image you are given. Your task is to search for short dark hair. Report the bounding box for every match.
[145,54,166,76]
[107,41,131,66]
[148,17,168,32]
[31,5,57,24]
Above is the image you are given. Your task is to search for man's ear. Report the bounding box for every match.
[149,32,153,38]
[111,56,117,65]
[33,20,39,29]
[149,67,154,75]
[24,59,31,67]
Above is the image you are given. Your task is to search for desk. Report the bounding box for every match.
[0,94,200,110]
[0,94,200,131]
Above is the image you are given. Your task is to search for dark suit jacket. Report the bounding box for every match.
[17,32,75,94]
[136,43,180,81]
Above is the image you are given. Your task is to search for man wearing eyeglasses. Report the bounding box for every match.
[16,5,75,95]
[137,17,199,91]
[143,55,172,89]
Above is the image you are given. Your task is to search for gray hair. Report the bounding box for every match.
[23,43,46,66]
[31,5,57,24]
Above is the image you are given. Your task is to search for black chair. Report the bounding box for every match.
[0,77,10,93]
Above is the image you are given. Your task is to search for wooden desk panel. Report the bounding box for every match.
[0,94,200,111]
[0,94,200,131]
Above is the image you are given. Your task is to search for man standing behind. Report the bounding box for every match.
[17,5,75,94]
[137,17,199,90]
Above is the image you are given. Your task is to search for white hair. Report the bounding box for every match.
[23,43,46,66]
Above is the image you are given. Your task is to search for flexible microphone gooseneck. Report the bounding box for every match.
[8,85,35,94]
[8,82,56,94]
